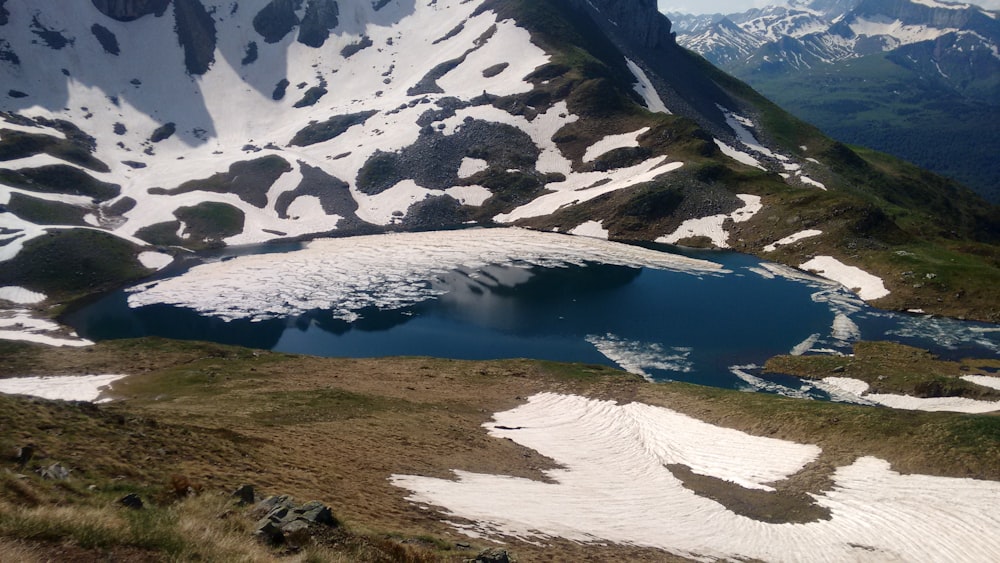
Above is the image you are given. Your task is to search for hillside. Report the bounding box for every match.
[2,338,1000,561]
[0,0,997,324]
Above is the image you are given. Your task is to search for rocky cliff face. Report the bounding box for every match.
[91,0,171,22]
[569,0,673,50]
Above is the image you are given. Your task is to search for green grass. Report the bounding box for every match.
[0,130,109,172]
[0,229,150,300]
[5,193,89,226]
[738,54,1000,203]
[0,165,120,202]
[765,341,1000,399]
[175,201,245,241]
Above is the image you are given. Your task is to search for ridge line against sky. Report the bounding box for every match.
[658,0,1000,15]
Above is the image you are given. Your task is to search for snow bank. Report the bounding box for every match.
[0,374,126,402]
[656,194,762,248]
[137,251,173,270]
[800,256,889,301]
[0,311,93,347]
[714,139,765,169]
[625,58,670,114]
[567,220,608,240]
[763,229,822,252]
[0,286,46,305]
[582,127,650,163]
[962,375,1000,391]
[126,228,724,322]
[392,393,1000,561]
[818,377,1000,413]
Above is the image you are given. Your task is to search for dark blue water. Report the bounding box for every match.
[62,247,1000,394]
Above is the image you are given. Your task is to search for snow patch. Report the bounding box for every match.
[763,229,822,252]
[568,220,609,240]
[818,377,1000,413]
[714,139,765,169]
[625,58,670,114]
[0,374,127,403]
[583,127,650,163]
[962,375,1000,391]
[458,157,489,178]
[137,251,172,270]
[800,256,889,301]
[0,286,46,304]
[656,194,762,248]
[392,393,1000,561]
[0,311,92,347]
[799,175,826,190]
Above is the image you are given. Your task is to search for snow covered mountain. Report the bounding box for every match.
[673,0,999,75]
[671,0,1000,201]
[0,0,998,321]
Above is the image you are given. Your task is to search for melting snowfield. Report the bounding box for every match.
[800,256,889,301]
[816,377,1000,414]
[0,374,126,402]
[126,228,724,322]
[392,393,1000,562]
[0,310,93,347]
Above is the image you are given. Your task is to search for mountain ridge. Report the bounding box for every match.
[0,0,997,322]
[670,0,1000,202]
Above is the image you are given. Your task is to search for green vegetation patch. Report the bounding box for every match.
[289,110,378,147]
[149,155,291,207]
[0,164,120,201]
[765,341,1000,399]
[0,129,109,172]
[0,229,149,300]
[134,201,244,250]
[174,201,245,242]
[5,192,89,225]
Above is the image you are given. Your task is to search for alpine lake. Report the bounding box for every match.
[63,237,1000,398]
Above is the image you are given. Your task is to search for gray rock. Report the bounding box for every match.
[252,495,338,546]
[39,462,70,481]
[233,484,255,505]
[119,493,143,509]
[14,444,33,466]
[469,548,513,563]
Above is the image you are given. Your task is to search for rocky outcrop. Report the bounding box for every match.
[568,0,674,50]
[253,0,303,44]
[91,0,171,22]
[252,495,338,546]
[298,0,339,48]
[253,0,341,47]
[173,0,216,75]
[0,0,10,26]
[468,549,514,563]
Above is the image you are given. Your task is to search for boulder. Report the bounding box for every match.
[469,548,513,563]
[232,484,255,505]
[252,495,339,546]
[119,493,143,509]
[39,462,70,481]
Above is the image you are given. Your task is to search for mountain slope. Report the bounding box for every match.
[672,0,1000,202]
[0,0,997,320]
